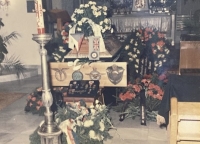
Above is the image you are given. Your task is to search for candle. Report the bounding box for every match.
[34,0,45,34]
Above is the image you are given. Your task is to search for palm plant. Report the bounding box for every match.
[0,18,26,78]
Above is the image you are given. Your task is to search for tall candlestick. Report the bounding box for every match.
[34,0,45,34]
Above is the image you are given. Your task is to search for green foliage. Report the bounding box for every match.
[1,55,26,78]
[29,127,41,144]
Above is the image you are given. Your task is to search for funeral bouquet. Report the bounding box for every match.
[113,73,167,121]
[68,1,113,37]
[29,100,113,144]
[119,26,171,82]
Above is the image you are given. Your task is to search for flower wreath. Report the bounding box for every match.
[119,26,170,80]
[68,1,113,37]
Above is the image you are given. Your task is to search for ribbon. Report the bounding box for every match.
[59,119,76,144]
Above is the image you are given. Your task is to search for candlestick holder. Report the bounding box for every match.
[32,33,62,144]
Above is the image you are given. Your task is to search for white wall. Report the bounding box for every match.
[0,1,41,66]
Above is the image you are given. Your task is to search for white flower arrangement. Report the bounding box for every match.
[69,1,113,37]
[55,100,113,144]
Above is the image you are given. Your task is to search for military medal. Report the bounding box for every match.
[86,67,104,80]
[72,70,83,80]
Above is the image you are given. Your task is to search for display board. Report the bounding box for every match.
[50,62,127,87]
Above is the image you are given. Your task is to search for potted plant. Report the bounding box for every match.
[0,18,26,78]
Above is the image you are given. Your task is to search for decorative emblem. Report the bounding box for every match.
[72,70,83,80]
[89,36,100,60]
[90,51,98,59]
[106,64,124,85]
[51,68,68,81]
[86,67,104,80]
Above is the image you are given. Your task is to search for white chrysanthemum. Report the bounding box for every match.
[135,42,138,46]
[91,5,96,10]
[129,58,133,61]
[136,70,138,73]
[137,50,140,54]
[84,120,94,127]
[78,21,82,26]
[77,27,82,31]
[125,45,129,50]
[99,121,105,131]
[77,9,81,14]
[103,6,107,11]
[133,47,137,52]
[161,54,165,58]
[71,18,76,22]
[128,52,132,56]
[136,59,139,63]
[80,4,84,8]
[135,64,139,68]
[132,54,137,58]
[95,104,100,109]
[158,54,161,58]
[163,59,166,62]
[79,10,84,14]
[99,21,103,25]
[153,49,157,54]
[92,1,96,5]
[89,130,96,139]
[85,4,89,8]
[90,108,96,115]
[103,12,107,15]
[98,6,102,9]
[104,18,109,23]
[95,99,99,104]
[76,120,83,126]
[88,1,93,5]
[136,32,139,36]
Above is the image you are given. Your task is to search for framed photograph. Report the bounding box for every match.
[132,0,149,11]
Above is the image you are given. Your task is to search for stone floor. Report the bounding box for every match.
[0,75,169,144]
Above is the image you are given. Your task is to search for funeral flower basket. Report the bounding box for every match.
[29,100,113,144]
[113,73,167,122]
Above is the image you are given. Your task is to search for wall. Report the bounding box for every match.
[0,1,41,66]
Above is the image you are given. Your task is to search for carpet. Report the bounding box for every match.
[0,92,26,110]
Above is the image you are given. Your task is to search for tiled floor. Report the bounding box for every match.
[0,75,169,144]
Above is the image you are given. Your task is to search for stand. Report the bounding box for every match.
[32,33,62,144]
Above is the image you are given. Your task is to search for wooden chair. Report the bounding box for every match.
[170,97,200,144]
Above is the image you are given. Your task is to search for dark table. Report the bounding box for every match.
[158,74,200,125]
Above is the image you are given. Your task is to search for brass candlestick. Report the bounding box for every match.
[32,33,61,144]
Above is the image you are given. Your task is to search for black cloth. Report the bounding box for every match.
[158,74,200,125]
